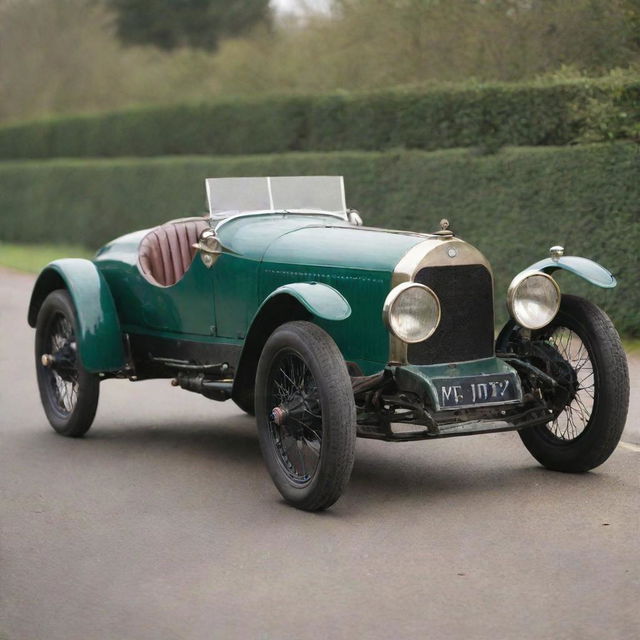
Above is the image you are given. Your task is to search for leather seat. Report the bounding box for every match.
[139,218,210,287]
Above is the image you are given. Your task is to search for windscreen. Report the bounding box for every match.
[206,176,347,218]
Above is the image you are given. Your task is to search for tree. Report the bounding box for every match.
[107,0,271,51]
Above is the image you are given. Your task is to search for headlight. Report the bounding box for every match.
[507,271,560,329]
[383,282,441,343]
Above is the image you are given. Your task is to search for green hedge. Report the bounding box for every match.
[0,143,638,336]
[0,79,638,159]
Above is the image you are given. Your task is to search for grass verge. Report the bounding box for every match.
[624,340,640,356]
[0,242,93,273]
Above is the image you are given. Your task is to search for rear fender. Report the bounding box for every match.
[28,259,126,372]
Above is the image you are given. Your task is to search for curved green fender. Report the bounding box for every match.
[28,259,126,372]
[231,282,351,410]
[261,282,352,321]
[524,256,616,288]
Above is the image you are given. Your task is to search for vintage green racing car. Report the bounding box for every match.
[29,176,630,510]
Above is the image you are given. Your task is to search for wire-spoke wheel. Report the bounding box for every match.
[35,290,100,437]
[542,326,594,441]
[267,350,323,485]
[518,295,629,472]
[255,321,356,511]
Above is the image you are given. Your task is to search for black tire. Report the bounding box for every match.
[514,295,629,472]
[255,321,356,511]
[35,290,100,437]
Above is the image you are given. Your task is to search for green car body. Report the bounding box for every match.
[93,214,417,373]
[29,176,629,509]
[28,201,617,441]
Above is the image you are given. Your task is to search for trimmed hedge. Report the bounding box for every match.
[0,143,638,336]
[0,79,638,159]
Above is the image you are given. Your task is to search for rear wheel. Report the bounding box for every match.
[255,321,356,511]
[35,290,100,437]
[506,295,629,472]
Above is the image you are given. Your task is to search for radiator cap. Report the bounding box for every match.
[433,218,454,237]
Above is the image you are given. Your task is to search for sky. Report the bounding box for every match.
[272,0,332,15]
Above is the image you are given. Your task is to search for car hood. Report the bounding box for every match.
[263,225,427,272]
[216,213,427,272]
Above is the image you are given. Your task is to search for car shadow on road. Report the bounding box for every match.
[50,417,615,510]
[348,453,609,506]
[85,416,262,461]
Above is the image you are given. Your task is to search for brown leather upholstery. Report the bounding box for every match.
[138,218,210,287]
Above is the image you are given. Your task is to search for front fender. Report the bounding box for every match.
[262,282,352,321]
[28,259,126,372]
[230,283,351,413]
[524,256,616,288]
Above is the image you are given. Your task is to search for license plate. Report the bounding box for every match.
[433,373,522,410]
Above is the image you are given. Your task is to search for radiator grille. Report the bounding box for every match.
[408,265,494,365]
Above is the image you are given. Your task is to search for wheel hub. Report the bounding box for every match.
[270,398,308,438]
[270,405,288,426]
[41,341,77,379]
[528,341,579,411]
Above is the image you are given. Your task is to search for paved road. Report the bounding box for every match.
[1,269,638,640]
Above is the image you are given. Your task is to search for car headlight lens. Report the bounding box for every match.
[383,282,441,343]
[507,271,560,329]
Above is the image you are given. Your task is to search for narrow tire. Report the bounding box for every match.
[518,295,629,472]
[35,290,100,437]
[255,321,356,511]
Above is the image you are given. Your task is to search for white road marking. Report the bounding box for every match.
[620,441,640,452]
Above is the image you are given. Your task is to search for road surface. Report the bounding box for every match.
[1,268,638,640]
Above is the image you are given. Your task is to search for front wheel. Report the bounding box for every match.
[35,290,100,437]
[255,321,356,511]
[506,295,629,472]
